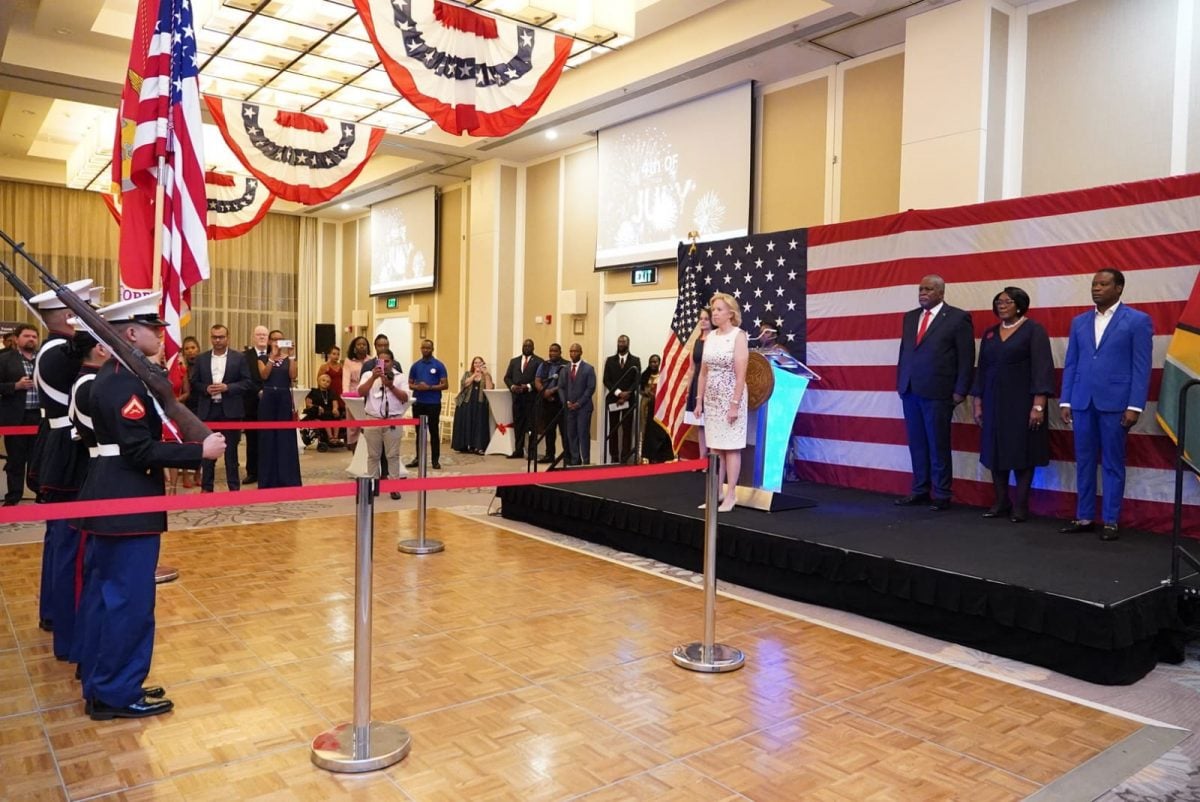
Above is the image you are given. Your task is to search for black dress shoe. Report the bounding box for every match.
[1058,520,1095,533]
[243,475,257,484]
[389,491,402,500]
[38,618,53,632]
[405,460,419,469]
[506,452,525,460]
[981,505,1011,519]
[1009,511,1028,523]
[89,695,174,721]
[894,493,930,506]
[85,686,164,715]
[929,498,952,511]
[1099,524,1119,541]
[431,462,441,470]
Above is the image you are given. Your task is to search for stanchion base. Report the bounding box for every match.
[154,565,179,584]
[671,642,746,673]
[311,721,412,773]
[397,539,444,554]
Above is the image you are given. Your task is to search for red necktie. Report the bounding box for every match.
[522,356,528,372]
[571,363,578,380]
[916,310,932,344]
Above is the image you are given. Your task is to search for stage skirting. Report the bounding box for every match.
[498,473,1192,685]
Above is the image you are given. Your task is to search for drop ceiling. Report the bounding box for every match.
[0,0,975,219]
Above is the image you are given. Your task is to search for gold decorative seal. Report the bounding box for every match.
[746,351,774,410]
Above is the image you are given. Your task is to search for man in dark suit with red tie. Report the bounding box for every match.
[503,339,541,459]
[895,275,975,511]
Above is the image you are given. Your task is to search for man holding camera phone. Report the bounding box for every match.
[359,348,410,499]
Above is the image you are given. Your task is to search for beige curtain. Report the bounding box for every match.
[295,216,320,386]
[0,181,120,326]
[0,179,300,352]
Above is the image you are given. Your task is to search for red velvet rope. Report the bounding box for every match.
[0,459,706,524]
[0,418,420,436]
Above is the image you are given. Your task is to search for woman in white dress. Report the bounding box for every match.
[693,293,749,512]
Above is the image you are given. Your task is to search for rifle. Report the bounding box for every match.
[0,257,39,316]
[0,228,213,443]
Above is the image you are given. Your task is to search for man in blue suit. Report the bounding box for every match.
[895,275,976,511]
[563,342,596,466]
[1058,269,1153,540]
[190,324,254,492]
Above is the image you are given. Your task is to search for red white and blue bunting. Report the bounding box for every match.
[204,97,385,205]
[204,171,275,240]
[353,0,572,137]
[102,170,276,241]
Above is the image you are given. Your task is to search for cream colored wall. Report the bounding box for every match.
[1022,0,1176,195]
[760,76,829,231]
[839,52,905,222]
[900,0,989,209]
[523,159,560,353]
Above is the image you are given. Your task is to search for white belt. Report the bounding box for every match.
[93,443,120,457]
[48,415,72,429]
[88,445,101,458]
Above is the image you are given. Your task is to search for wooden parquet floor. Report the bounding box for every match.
[0,509,1149,801]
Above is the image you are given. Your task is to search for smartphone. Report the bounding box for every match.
[279,339,293,349]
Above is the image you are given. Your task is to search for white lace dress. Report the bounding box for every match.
[702,327,747,449]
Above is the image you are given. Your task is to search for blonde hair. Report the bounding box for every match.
[708,292,742,327]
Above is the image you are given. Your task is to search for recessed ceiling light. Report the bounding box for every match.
[340,202,351,210]
[55,27,72,35]
[545,129,559,141]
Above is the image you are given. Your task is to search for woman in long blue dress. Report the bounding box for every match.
[257,331,301,488]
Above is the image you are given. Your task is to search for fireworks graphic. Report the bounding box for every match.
[692,190,725,235]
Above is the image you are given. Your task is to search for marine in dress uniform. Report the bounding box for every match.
[28,279,95,656]
[74,293,224,720]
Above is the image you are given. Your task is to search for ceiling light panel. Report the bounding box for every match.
[269,70,342,99]
[241,16,327,53]
[292,53,371,84]
[327,84,396,110]
[311,34,377,66]
[199,75,260,100]
[361,110,434,133]
[306,98,375,121]
[204,56,279,85]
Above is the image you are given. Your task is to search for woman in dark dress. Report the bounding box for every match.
[257,331,302,488]
[971,287,1054,522]
[681,307,711,456]
[640,354,673,463]
[451,356,494,454]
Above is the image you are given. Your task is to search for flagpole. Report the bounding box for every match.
[152,154,165,294]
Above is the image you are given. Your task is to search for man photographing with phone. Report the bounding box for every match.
[359,348,410,498]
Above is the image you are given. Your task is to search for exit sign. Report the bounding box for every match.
[631,267,657,286]
[386,297,398,309]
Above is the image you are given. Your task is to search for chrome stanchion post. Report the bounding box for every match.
[672,452,745,672]
[398,415,444,554]
[312,477,411,772]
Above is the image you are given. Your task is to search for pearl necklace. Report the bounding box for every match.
[1000,317,1025,330]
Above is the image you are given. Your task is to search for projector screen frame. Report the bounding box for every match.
[369,185,441,297]
[593,81,755,272]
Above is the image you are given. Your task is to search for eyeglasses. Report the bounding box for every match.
[995,298,1016,306]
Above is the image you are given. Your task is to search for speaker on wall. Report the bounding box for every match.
[314,323,337,354]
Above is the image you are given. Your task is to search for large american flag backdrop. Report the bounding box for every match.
[796,173,1200,534]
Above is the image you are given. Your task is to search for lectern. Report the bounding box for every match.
[735,351,820,511]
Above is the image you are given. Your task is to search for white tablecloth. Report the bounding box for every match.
[484,389,516,456]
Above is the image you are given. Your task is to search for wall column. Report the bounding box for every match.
[900,0,1017,209]
[466,159,519,370]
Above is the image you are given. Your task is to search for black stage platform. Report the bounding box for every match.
[499,473,1197,685]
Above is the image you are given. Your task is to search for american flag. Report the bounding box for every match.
[115,0,209,361]
[654,232,808,453]
[799,173,1200,534]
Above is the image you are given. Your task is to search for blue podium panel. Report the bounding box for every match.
[751,364,811,494]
